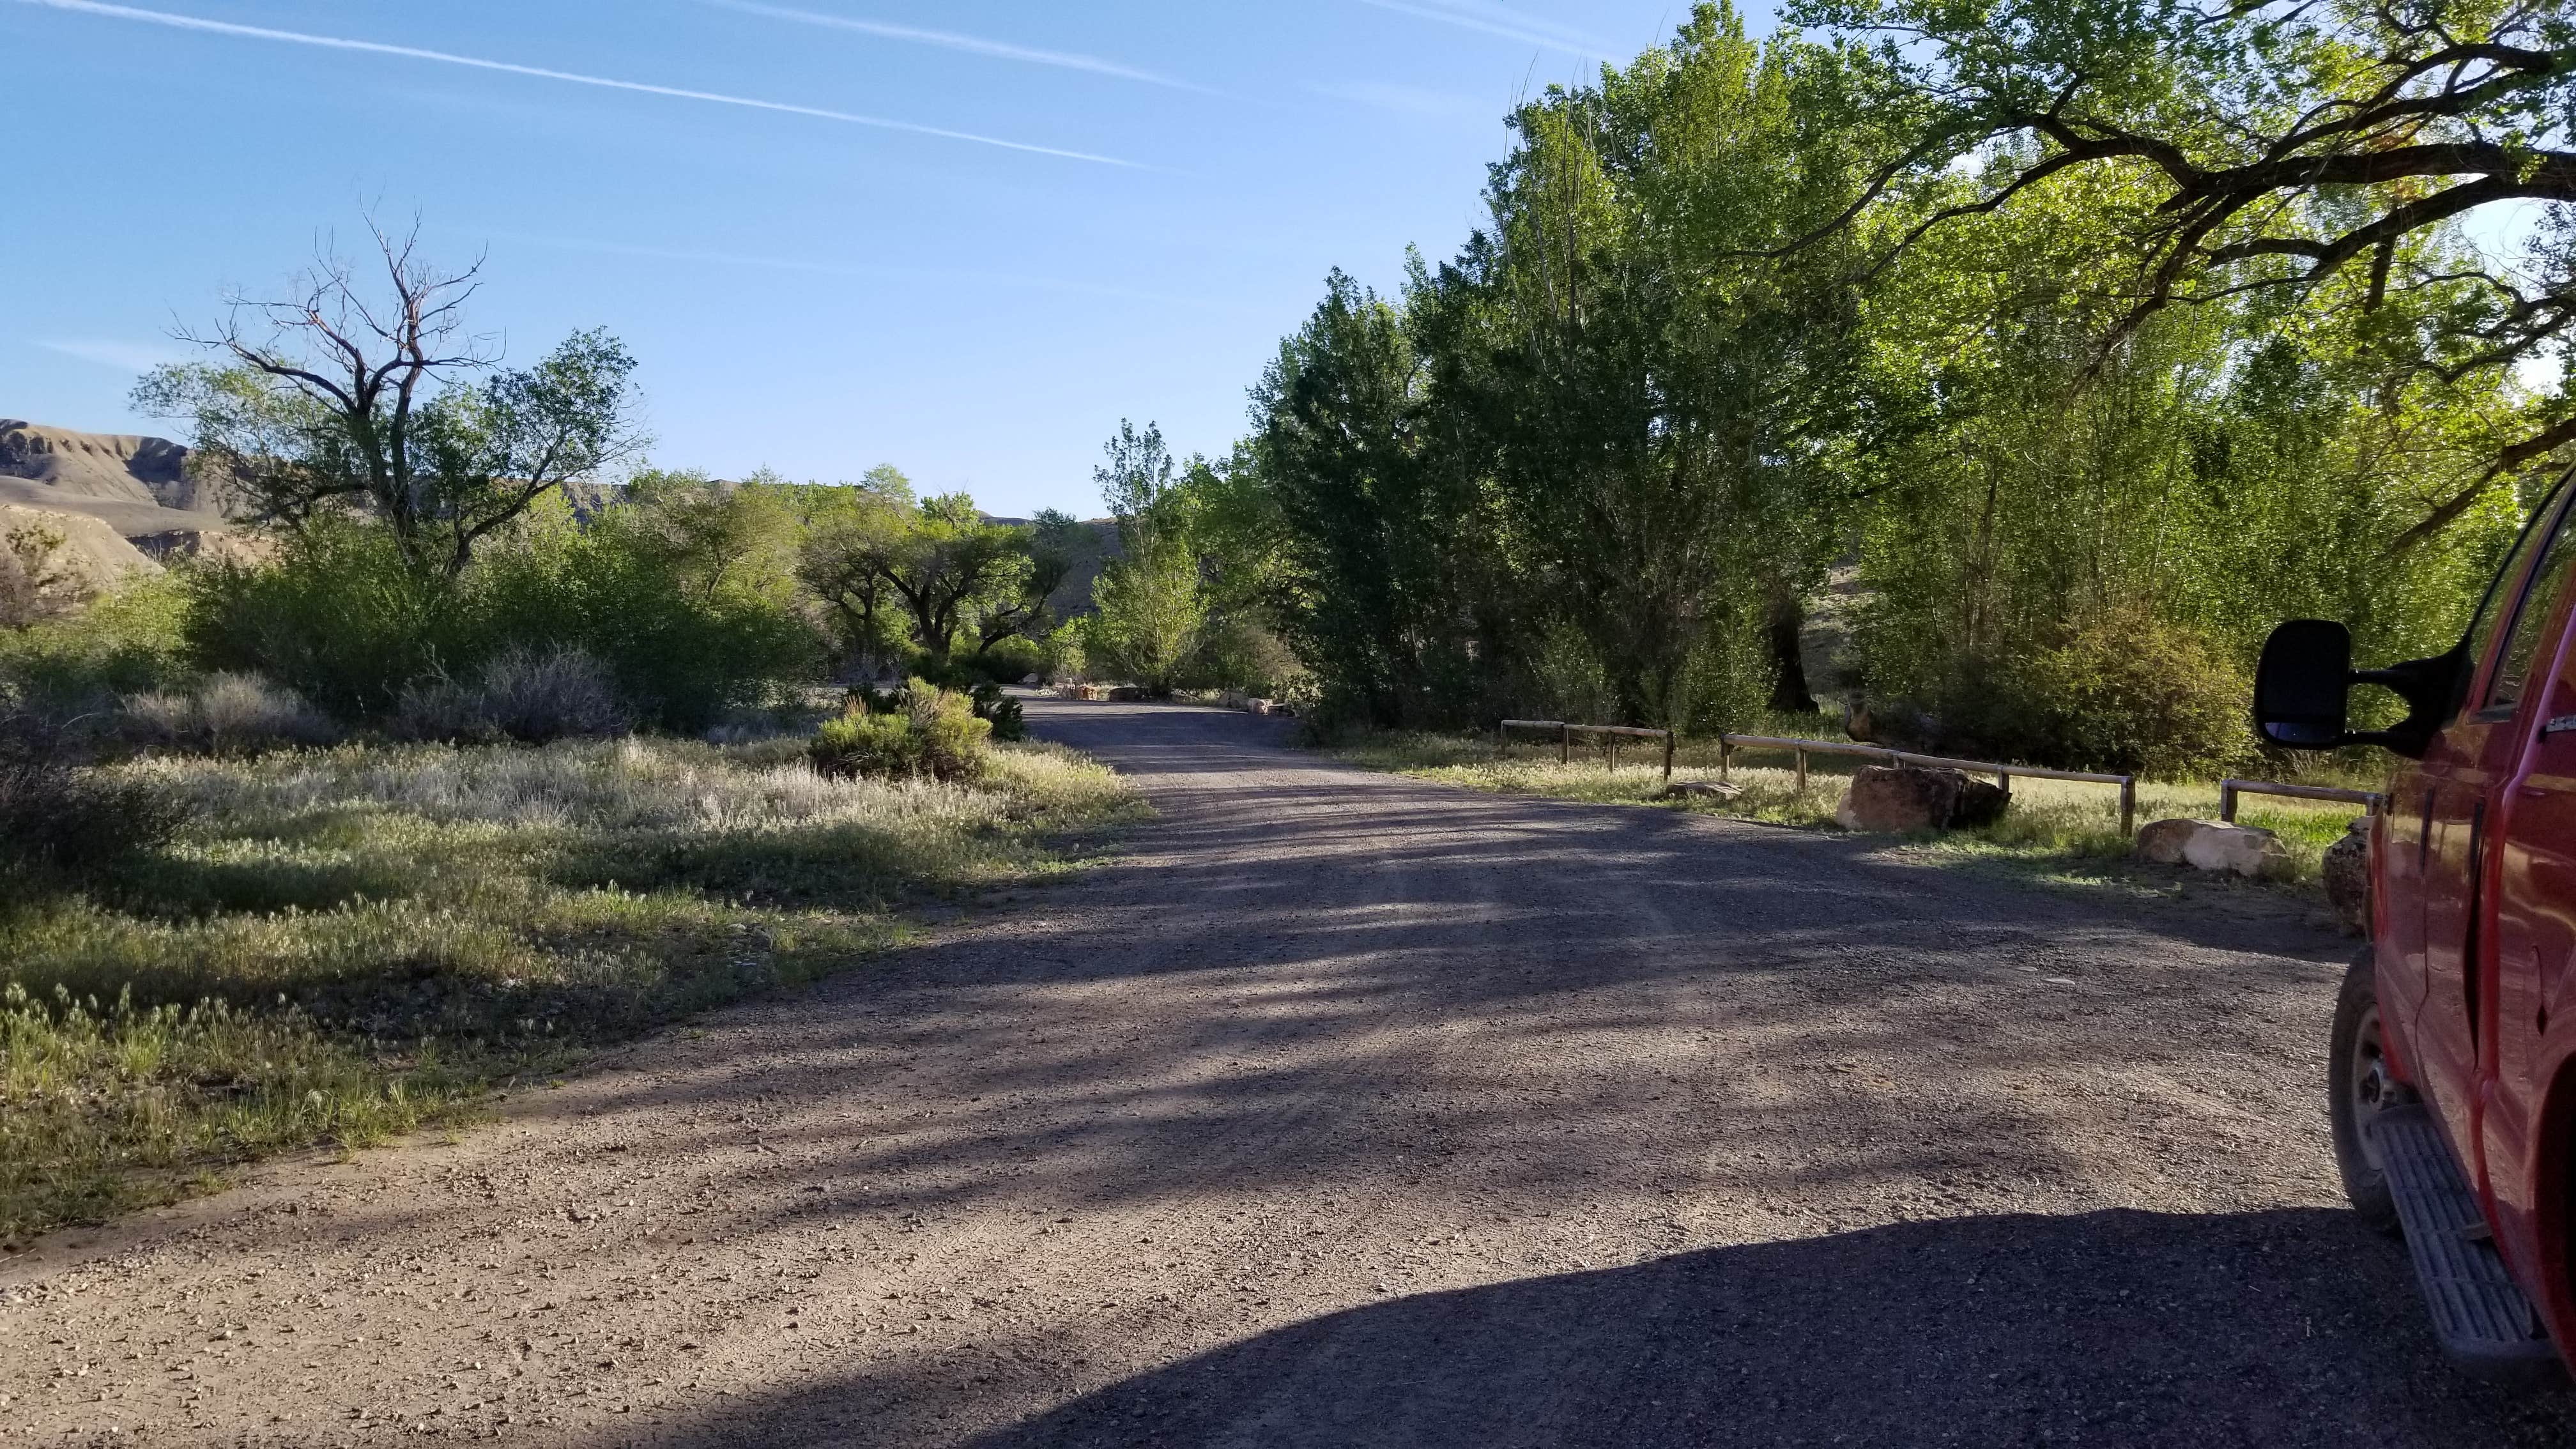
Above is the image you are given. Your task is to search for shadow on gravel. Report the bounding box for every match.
[480,700,2365,1240]
[643,1208,2576,1449]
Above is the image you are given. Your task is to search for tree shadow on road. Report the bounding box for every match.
[632,1207,2576,1449]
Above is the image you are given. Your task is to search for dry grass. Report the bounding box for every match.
[0,736,1142,1244]
[1329,730,2364,887]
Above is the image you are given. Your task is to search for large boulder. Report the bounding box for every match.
[2322,817,2372,933]
[2133,818,2294,880]
[1837,765,1961,832]
[2133,818,2202,865]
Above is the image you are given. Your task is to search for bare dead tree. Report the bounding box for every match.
[139,217,640,576]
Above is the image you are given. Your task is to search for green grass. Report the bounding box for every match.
[1328,729,2365,889]
[0,735,1144,1245]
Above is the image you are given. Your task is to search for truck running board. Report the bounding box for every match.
[2370,1104,2559,1380]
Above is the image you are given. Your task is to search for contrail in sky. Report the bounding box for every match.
[493,231,1215,308]
[711,1,1220,96]
[11,0,1142,167]
[1350,0,1618,60]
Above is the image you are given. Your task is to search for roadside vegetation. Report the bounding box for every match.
[0,733,1138,1246]
[0,224,1156,1247]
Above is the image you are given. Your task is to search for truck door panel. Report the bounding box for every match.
[2419,487,2576,1190]
[2486,582,2576,1266]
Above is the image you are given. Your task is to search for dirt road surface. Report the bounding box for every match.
[11,699,2576,1446]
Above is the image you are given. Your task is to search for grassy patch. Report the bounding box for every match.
[1327,730,2364,889]
[0,736,1143,1244]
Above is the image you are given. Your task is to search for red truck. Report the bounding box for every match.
[2255,473,2576,1381]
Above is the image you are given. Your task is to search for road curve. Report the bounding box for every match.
[8,698,2575,1446]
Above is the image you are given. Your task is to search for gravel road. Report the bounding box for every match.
[11,698,2576,1446]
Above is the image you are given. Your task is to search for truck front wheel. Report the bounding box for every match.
[2329,948,2406,1234]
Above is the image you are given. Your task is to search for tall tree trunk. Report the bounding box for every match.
[1766,589,1818,715]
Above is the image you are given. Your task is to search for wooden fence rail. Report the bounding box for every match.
[1498,719,1678,781]
[1496,723,2377,841]
[1713,733,2140,837]
[1498,721,2140,834]
[2218,779,2383,822]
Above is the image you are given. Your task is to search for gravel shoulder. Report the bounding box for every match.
[8,698,2575,1446]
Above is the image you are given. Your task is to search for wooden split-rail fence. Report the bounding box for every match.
[1496,722,2377,838]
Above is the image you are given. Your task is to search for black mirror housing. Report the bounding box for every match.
[2255,619,2354,748]
[2252,620,2464,758]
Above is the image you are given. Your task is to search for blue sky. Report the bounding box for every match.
[5,0,1717,516]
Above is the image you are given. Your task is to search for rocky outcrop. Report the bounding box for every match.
[0,502,161,592]
[1835,764,2011,832]
[2322,818,2372,933]
[0,419,195,507]
[0,420,236,558]
[2135,818,2295,880]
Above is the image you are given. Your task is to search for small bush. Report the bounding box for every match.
[470,647,631,742]
[914,680,994,778]
[121,672,338,756]
[395,647,632,745]
[0,758,188,883]
[809,708,923,779]
[970,681,1027,742]
[808,678,991,781]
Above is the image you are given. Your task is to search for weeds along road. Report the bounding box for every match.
[12,696,2576,1447]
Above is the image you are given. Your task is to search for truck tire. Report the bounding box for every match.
[2329,947,2405,1235]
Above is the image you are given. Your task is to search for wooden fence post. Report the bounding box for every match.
[2119,778,2137,838]
[1719,738,1733,781]
[1560,722,1570,765]
[1794,747,1807,793]
[1662,730,1675,784]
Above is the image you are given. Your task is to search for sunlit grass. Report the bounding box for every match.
[0,736,1144,1245]
[1328,730,2365,885]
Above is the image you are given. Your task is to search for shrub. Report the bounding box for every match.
[970,681,1027,742]
[809,708,923,779]
[0,572,190,707]
[1943,610,2255,778]
[469,647,631,742]
[181,509,822,733]
[911,678,995,779]
[808,678,992,781]
[179,521,456,718]
[963,636,1048,686]
[0,758,188,884]
[0,523,93,629]
[121,672,338,756]
[466,500,820,732]
[395,647,632,744]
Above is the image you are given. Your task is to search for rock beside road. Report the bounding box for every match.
[2322,818,2372,933]
[1952,776,2009,828]
[2135,818,2295,880]
[1836,764,2007,832]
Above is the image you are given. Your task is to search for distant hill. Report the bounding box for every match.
[0,420,243,593]
[0,415,254,590]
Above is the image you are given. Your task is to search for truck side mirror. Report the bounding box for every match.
[2253,619,2465,758]
[2255,619,2354,747]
